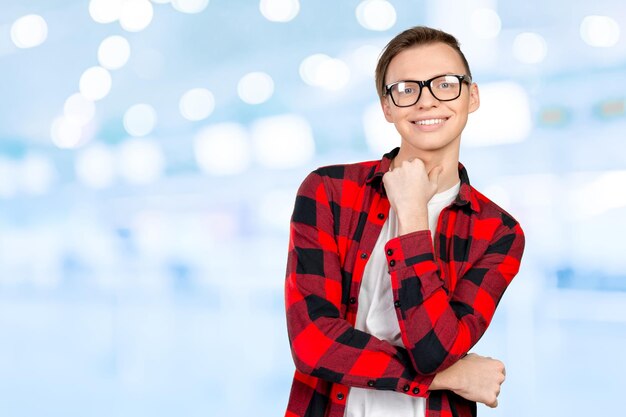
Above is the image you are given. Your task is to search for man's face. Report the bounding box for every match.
[381,42,480,156]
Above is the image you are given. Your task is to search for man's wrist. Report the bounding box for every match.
[397,212,428,235]
[430,366,461,392]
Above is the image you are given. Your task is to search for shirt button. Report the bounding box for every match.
[349,297,356,304]
[413,387,420,395]
[394,300,401,308]
[403,384,410,392]
[337,392,344,400]
[389,259,395,267]
[361,253,368,259]
[386,249,393,256]
[368,380,375,387]
[377,213,385,220]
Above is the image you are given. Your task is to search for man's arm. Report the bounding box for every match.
[285,170,434,397]
[382,159,525,375]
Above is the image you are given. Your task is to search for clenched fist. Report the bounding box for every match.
[382,158,443,235]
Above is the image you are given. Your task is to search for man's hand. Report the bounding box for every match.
[430,353,506,408]
[382,158,443,235]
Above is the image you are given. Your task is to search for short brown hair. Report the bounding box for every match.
[374,26,472,98]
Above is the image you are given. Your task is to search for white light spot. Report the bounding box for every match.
[179,88,215,121]
[464,81,531,146]
[151,0,171,3]
[119,0,154,32]
[118,139,165,184]
[580,15,621,48]
[98,35,131,70]
[64,93,96,126]
[89,0,124,24]
[238,72,274,104]
[194,123,251,175]
[470,8,501,39]
[356,0,396,32]
[299,54,351,91]
[51,116,84,149]
[19,154,56,195]
[251,114,315,169]
[79,66,112,101]
[513,32,548,64]
[259,0,300,23]
[10,14,48,49]
[172,0,210,14]
[75,145,116,189]
[123,103,157,137]
[363,101,399,155]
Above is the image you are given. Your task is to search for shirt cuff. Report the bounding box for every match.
[383,230,444,296]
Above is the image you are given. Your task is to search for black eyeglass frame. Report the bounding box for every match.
[384,74,473,107]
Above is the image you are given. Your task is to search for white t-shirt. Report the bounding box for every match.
[344,181,461,417]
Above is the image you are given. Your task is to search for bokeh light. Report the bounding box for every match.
[172,0,210,14]
[75,145,116,189]
[470,8,502,39]
[119,0,154,32]
[98,35,131,70]
[580,15,621,48]
[118,138,165,184]
[513,32,548,64]
[64,93,96,126]
[251,114,315,169]
[10,14,48,49]
[179,88,215,121]
[237,72,274,104]
[51,116,84,149]
[89,0,124,24]
[259,0,300,23]
[463,81,532,146]
[123,104,158,137]
[355,0,396,32]
[299,54,351,91]
[79,66,112,101]
[19,154,56,195]
[194,123,251,175]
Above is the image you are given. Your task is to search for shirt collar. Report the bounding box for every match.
[366,147,481,213]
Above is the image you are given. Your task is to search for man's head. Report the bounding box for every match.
[375,26,472,99]
[376,27,479,157]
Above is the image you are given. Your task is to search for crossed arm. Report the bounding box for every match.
[285,169,524,405]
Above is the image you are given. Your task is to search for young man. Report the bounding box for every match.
[284,26,525,417]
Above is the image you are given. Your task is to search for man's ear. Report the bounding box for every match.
[381,96,394,122]
[468,83,480,114]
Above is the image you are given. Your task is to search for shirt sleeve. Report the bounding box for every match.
[383,215,525,375]
[285,171,434,397]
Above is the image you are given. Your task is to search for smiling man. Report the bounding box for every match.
[284,26,525,417]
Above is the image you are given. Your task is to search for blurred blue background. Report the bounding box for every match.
[1,0,625,416]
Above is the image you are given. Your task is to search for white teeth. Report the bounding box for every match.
[414,118,445,125]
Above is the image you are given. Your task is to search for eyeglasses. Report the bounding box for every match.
[384,74,472,107]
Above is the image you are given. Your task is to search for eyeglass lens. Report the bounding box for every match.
[390,75,462,106]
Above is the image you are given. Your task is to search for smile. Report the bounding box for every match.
[412,118,448,125]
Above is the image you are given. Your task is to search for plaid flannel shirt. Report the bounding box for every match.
[284,148,525,417]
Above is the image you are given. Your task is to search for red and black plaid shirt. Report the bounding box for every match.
[284,148,525,417]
